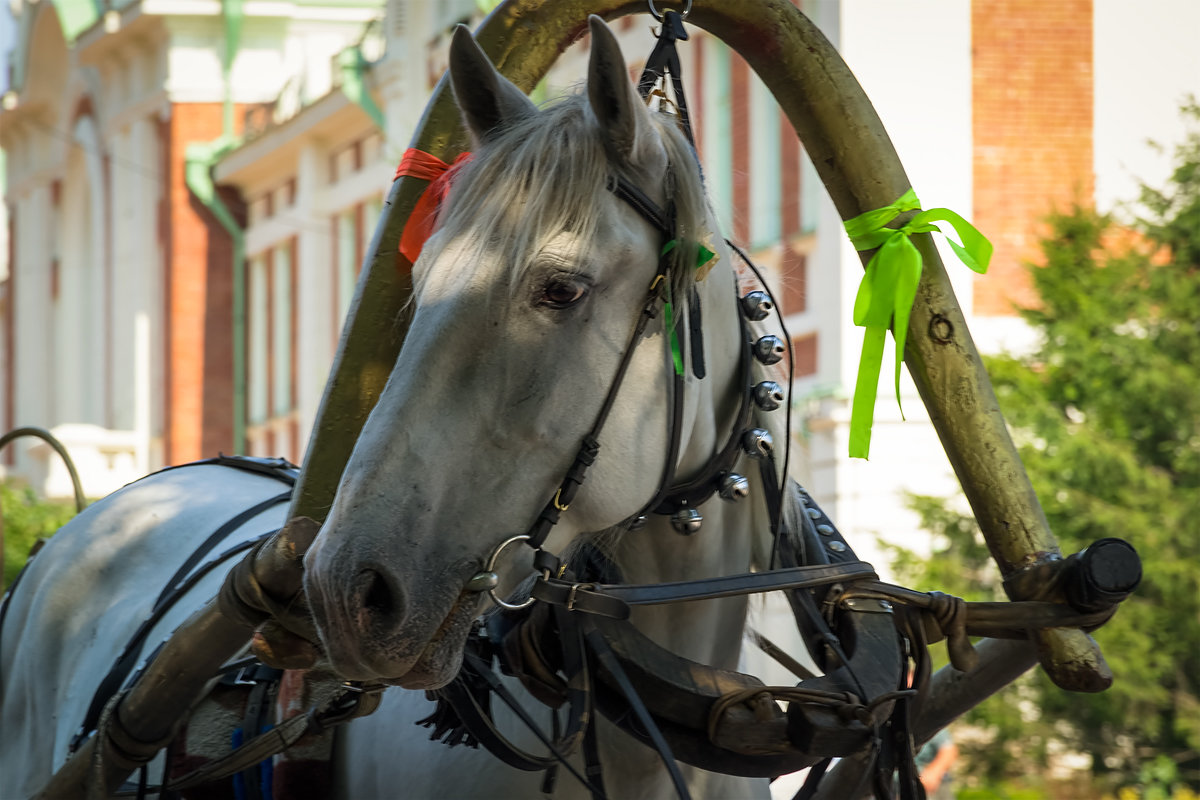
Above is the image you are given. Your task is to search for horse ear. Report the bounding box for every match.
[586,15,650,162]
[449,24,537,144]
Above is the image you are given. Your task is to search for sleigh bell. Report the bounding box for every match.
[741,428,774,458]
[739,291,773,321]
[753,381,784,412]
[752,335,786,365]
[719,472,750,502]
[670,506,704,535]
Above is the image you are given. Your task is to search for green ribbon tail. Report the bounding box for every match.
[849,326,887,459]
[911,207,993,274]
[663,300,684,377]
[887,235,925,419]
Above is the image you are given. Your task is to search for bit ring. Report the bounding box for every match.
[483,534,538,610]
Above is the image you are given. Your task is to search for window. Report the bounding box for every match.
[335,208,358,330]
[246,239,299,461]
[701,38,732,233]
[248,254,269,427]
[749,76,782,248]
[333,195,383,337]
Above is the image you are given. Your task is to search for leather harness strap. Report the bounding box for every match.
[530,561,877,619]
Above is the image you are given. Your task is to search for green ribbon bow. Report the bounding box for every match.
[844,188,992,459]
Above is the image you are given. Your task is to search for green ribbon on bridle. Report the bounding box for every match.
[661,239,718,377]
[844,188,992,459]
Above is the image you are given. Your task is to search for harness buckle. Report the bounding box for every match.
[565,583,595,612]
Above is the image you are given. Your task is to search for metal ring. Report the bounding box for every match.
[484,534,537,610]
[647,0,691,22]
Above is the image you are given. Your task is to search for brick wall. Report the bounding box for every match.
[164,102,241,464]
[972,0,1094,315]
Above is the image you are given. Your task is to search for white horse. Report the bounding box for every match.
[2,18,792,799]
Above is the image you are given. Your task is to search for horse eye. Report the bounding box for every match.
[538,278,588,309]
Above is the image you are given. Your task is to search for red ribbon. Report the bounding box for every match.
[394,149,472,264]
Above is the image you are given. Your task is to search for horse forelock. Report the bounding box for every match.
[418,92,711,304]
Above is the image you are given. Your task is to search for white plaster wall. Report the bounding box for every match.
[1093,0,1200,216]
[11,183,54,483]
[109,124,138,432]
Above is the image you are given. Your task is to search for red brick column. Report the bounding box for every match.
[972,0,1094,315]
[164,103,241,464]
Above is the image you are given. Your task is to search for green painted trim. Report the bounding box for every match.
[185,140,246,453]
[337,47,384,130]
[53,0,102,42]
[222,0,244,138]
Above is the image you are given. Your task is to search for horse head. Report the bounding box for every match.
[304,17,752,689]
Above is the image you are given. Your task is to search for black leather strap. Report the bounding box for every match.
[583,620,691,800]
[636,9,695,147]
[74,516,284,751]
[532,561,876,619]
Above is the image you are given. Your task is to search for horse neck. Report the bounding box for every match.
[608,256,763,672]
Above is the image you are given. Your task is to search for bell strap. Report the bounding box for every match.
[636,8,695,147]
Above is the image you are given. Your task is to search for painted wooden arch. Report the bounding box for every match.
[293,0,1112,692]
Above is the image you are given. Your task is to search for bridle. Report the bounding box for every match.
[474,166,770,613]
[425,13,930,800]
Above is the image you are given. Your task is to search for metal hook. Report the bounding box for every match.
[647,0,691,23]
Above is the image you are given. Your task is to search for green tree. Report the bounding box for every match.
[2,482,76,590]
[892,103,1200,796]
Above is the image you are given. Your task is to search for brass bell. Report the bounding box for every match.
[670,507,703,535]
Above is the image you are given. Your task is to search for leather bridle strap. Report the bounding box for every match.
[524,174,682,552]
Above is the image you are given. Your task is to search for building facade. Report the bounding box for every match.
[0,0,383,496]
[2,0,1198,573]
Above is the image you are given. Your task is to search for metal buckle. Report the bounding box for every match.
[565,582,595,612]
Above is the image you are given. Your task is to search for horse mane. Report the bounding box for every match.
[422,91,711,303]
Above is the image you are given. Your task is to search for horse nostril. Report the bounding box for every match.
[364,570,393,614]
[353,568,405,631]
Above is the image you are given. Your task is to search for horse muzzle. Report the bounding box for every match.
[303,540,484,687]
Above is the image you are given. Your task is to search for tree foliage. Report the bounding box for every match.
[2,482,76,590]
[893,104,1200,796]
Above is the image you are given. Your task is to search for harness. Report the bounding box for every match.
[420,13,925,799]
[407,15,1133,800]
[29,10,1139,800]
